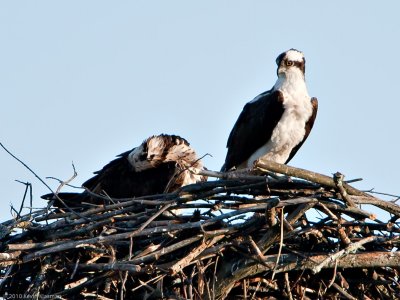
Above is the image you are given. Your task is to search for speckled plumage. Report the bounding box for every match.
[43,134,207,208]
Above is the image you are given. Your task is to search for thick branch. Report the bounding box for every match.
[211,251,399,300]
[255,160,368,197]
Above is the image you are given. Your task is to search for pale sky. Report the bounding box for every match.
[1,1,399,221]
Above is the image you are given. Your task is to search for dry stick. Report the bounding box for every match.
[131,274,165,292]
[0,142,88,221]
[212,255,219,300]
[243,279,247,299]
[331,282,357,300]
[47,219,113,240]
[70,258,80,280]
[1,208,42,227]
[0,143,54,194]
[19,250,400,294]
[339,221,400,233]
[0,265,14,289]
[311,236,382,274]
[351,195,400,217]
[14,180,32,218]
[55,163,77,194]
[255,159,368,197]
[130,235,203,265]
[74,263,142,274]
[211,202,316,300]
[317,202,351,245]
[284,272,294,300]
[333,172,356,207]
[327,260,338,289]
[205,197,317,224]
[22,218,221,262]
[317,201,339,221]
[81,293,113,300]
[8,238,72,251]
[0,251,22,262]
[41,198,164,232]
[34,198,162,223]
[198,169,272,181]
[250,281,262,300]
[266,207,277,226]
[169,235,225,275]
[247,251,400,274]
[12,202,251,253]
[8,217,120,251]
[23,202,171,261]
[317,199,374,220]
[259,201,317,253]
[3,161,399,297]
[246,237,267,267]
[271,207,284,281]
[56,271,113,296]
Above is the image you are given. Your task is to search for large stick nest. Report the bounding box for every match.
[1,160,399,299]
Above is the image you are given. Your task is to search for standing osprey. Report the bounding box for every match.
[221,49,318,171]
[43,134,207,207]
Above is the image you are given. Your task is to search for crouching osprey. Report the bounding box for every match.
[42,134,207,207]
[221,49,318,171]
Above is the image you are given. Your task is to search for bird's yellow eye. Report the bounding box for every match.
[286,60,294,66]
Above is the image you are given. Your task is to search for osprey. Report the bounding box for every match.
[221,49,318,171]
[43,134,207,207]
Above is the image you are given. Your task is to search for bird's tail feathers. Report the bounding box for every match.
[41,192,87,208]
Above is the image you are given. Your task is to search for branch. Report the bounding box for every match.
[255,159,368,197]
[211,251,399,299]
[310,236,382,274]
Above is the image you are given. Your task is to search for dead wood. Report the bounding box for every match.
[0,162,399,299]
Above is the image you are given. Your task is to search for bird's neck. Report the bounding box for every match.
[273,71,309,99]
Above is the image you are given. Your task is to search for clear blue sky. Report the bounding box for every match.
[1,1,399,221]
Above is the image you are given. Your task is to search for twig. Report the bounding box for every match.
[331,282,357,300]
[55,163,78,194]
[131,236,202,265]
[169,235,224,275]
[258,201,317,253]
[311,236,382,274]
[271,208,284,280]
[0,142,54,194]
[284,272,293,300]
[74,263,142,273]
[333,172,356,207]
[240,251,400,274]
[327,260,338,289]
[22,217,223,262]
[14,181,32,218]
[351,195,400,217]
[317,202,351,245]
[56,272,113,296]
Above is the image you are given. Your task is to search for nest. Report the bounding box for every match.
[0,160,399,299]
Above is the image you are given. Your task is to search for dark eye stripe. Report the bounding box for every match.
[293,61,303,68]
